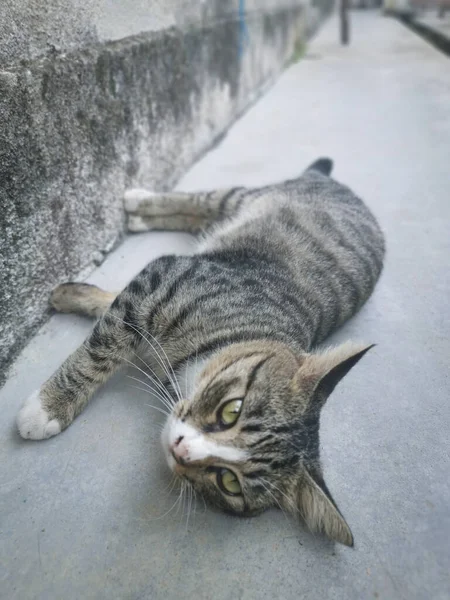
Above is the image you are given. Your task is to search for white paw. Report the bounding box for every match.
[17,390,61,440]
[123,189,156,213]
[127,215,150,233]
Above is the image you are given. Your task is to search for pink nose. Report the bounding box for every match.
[173,435,184,447]
[171,436,188,462]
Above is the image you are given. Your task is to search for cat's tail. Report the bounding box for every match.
[305,157,333,176]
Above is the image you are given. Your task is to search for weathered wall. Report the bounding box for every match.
[1,0,327,65]
[0,0,332,383]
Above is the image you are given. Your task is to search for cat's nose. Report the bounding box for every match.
[171,436,188,464]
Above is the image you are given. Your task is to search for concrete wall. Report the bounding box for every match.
[0,0,332,383]
[1,0,325,65]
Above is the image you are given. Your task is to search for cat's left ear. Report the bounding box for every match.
[293,342,375,409]
[284,466,354,546]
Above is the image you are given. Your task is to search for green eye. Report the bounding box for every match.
[217,469,241,496]
[219,399,243,426]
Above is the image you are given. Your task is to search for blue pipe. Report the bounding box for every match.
[239,0,249,57]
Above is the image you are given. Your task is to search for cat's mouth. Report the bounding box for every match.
[171,447,184,464]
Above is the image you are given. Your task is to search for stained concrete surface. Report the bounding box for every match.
[1,11,449,600]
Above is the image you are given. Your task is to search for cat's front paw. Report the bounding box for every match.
[17,390,61,440]
[123,189,156,213]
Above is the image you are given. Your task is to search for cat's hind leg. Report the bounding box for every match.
[124,187,247,233]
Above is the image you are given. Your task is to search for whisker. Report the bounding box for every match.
[151,486,184,520]
[126,385,170,416]
[153,473,182,498]
[195,344,198,388]
[258,479,289,520]
[183,356,190,398]
[126,380,170,411]
[164,475,179,496]
[127,310,183,404]
[130,350,176,408]
[142,403,170,416]
[124,357,174,410]
[108,313,179,406]
[188,483,195,531]
[192,487,197,521]
[142,328,184,403]
[185,484,191,531]
[200,492,207,514]
[126,375,173,413]
[260,478,298,515]
[150,476,179,497]
[177,481,186,519]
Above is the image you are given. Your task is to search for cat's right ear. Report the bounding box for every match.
[292,342,374,411]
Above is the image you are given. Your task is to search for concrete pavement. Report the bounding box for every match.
[1,11,449,600]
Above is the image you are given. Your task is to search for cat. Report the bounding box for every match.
[17,158,385,546]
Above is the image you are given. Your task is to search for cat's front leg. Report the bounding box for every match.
[17,310,136,440]
[17,253,193,440]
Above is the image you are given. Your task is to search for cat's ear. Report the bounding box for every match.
[293,342,374,409]
[286,467,354,546]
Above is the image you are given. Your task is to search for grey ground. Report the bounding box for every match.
[1,11,449,600]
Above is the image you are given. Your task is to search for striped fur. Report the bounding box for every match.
[17,158,384,545]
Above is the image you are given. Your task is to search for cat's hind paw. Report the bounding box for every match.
[17,391,61,440]
[123,189,156,213]
[127,215,153,233]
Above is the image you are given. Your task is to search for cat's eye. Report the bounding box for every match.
[219,399,243,426]
[217,468,241,496]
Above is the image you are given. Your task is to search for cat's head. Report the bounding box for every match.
[161,340,373,546]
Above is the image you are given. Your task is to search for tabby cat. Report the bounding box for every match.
[17,158,385,546]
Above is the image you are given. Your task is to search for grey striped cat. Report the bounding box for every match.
[17,158,385,546]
